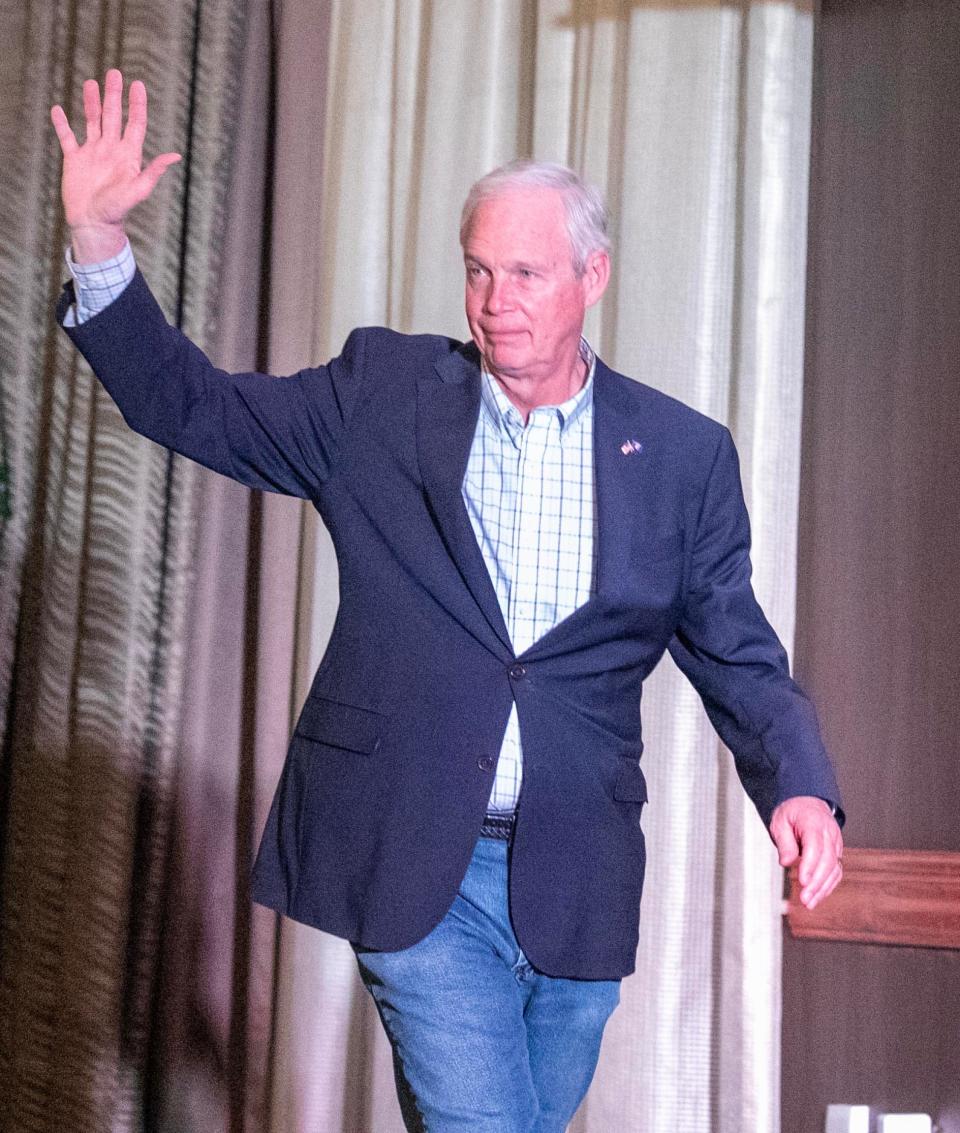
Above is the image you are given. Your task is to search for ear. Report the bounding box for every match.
[581,249,611,308]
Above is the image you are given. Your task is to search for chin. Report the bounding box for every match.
[484,342,532,374]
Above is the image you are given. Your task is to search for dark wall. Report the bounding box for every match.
[784,1,960,1131]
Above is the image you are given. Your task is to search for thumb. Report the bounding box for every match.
[133,151,182,202]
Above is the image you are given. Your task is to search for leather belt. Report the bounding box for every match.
[479,813,516,841]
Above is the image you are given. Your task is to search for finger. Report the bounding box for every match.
[799,821,843,902]
[800,842,834,903]
[82,78,102,142]
[131,152,182,202]
[51,105,79,154]
[772,818,800,868]
[797,822,825,886]
[124,79,147,151]
[802,860,842,910]
[101,67,123,141]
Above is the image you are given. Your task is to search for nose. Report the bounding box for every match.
[483,274,511,314]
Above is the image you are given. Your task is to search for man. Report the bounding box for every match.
[53,71,844,1132]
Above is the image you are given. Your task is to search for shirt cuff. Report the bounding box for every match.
[63,239,137,326]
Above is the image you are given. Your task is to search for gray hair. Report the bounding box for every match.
[459,160,611,276]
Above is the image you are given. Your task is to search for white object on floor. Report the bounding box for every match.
[878,1116,933,1133]
[825,1104,872,1133]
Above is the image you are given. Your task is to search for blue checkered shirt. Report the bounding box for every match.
[465,350,596,813]
[66,243,598,814]
[62,240,137,326]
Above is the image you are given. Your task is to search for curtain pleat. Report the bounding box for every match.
[0,4,250,1130]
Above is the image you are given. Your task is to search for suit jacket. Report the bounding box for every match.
[60,271,842,980]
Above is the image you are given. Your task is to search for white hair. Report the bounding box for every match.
[459,160,611,276]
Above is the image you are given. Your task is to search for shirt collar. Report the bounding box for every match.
[479,339,596,446]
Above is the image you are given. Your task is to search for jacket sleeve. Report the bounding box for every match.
[58,270,365,498]
[667,427,843,827]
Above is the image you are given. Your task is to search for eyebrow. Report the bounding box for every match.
[463,255,549,273]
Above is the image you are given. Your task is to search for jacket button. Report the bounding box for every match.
[478,756,494,772]
[508,663,526,679]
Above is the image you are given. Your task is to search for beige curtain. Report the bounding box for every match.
[154,4,340,1131]
[0,2,253,1129]
[270,2,814,1131]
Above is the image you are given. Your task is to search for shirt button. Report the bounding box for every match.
[508,663,527,679]
[478,756,494,772]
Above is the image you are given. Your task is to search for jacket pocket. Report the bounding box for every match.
[614,761,648,803]
[294,695,385,754]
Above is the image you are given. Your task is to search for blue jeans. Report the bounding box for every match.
[353,837,621,1132]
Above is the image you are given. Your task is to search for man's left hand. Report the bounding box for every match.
[768,795,843,910]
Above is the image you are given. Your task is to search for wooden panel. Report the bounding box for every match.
[786,848,960,949]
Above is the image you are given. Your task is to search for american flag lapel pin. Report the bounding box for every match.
[620,439,643,456]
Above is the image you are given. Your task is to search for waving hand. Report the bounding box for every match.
[51,68,180,263]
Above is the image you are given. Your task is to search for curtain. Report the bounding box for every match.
[0,1,814,1130]
[154,5,341,1130]
[270,2,814,1131]
[0,3,252,1129]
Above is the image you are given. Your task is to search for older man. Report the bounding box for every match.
[53,71,843,1132]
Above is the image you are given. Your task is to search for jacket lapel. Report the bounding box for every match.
[521,359,658,660]
[416,347,513,655]
[592,359,652,596]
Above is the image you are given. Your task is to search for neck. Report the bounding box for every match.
[488,350,587,422]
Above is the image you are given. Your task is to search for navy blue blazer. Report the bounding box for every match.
[60,271,841,979]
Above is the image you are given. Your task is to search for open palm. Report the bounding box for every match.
[51,68,180,260]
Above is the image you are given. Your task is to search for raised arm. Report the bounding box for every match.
[52,70,363,500]
[51,68,181,263]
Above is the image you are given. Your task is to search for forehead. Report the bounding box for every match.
[463,187,571,261]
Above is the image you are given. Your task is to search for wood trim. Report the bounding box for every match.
[785,848,960,949]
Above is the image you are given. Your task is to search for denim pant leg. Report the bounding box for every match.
[353,837,620,1133]
[519,959,620,1132]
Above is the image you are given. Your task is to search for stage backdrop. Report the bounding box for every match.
[0,0,252,1129]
